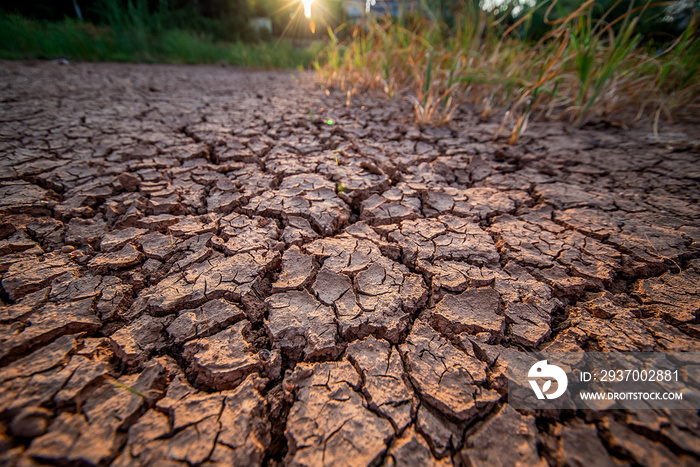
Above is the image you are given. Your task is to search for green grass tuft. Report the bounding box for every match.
[317,2,700,143]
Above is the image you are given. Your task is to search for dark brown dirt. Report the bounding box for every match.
[0,60,699,466]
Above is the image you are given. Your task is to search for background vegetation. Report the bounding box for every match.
[0,0,333,67]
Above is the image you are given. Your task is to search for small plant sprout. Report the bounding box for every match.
[109,378,146,398]
[337,182,346,193]
[107,376,164,401]
[327,119,334,125]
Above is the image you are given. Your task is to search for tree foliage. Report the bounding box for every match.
[510,0,699,42]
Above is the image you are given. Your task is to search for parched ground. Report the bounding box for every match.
[0,61,699,466]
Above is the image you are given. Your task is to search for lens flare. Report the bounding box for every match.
[302,0,313,18]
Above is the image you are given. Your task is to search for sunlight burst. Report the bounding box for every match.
[302,0,314,19]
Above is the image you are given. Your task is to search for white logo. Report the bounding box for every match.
[528,360,568,400]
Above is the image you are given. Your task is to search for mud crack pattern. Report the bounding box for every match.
[1,62,699,466]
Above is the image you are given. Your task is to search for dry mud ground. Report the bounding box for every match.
[0,61,699,466]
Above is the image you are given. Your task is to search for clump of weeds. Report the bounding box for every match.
[317,0,699,144]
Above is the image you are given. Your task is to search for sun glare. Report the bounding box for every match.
[274,0,339,40]
[302,0,313,18]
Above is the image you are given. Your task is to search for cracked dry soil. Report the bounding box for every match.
[0,61,699,466]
